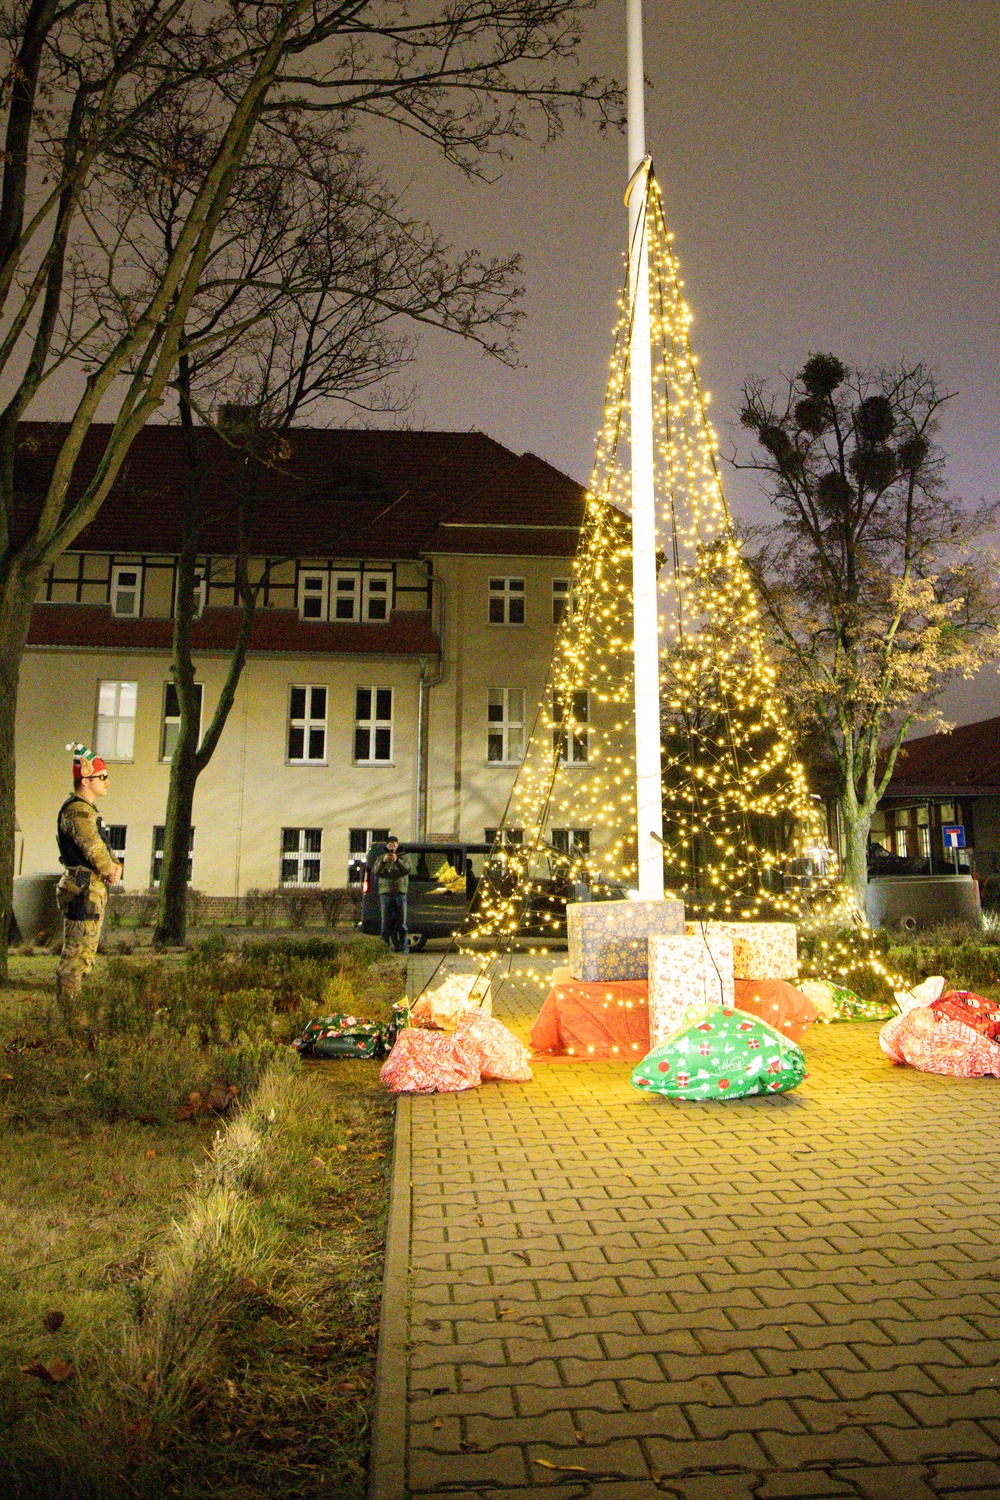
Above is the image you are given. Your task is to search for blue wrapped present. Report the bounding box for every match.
[566,898,685,982]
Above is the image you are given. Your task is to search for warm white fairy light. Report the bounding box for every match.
[456,173,898,1008]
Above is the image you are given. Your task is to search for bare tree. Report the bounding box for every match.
[734,353,1000,909]
[139,124,523,946]
[0,0,622,975]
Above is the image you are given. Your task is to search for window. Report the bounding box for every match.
[487,688,525,764]
[287,685,327,763]
[348,827,390,882]
[105,825,127,870]
[110,564,142,618]
[95,680,137,760]
[332,572,359,621]
[552,577,574,624]
[485,827,523,845]
[152,825,194,885]
[354,687,393,763]
[552,828,590,855]
[160,682,203,761]
[488,576,525,625]
[892,808,910,860]
[553,689,589,763]
[281,827,322,886]
[363,571,392,622]
[174,567,206,619]
[298,571,328,621]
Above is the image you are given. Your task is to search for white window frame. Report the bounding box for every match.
[553,688,589,764]
[551,827,591,855]
[485,826,523,845]
[362,570,392,622]
[160,681,203,762]
[287,685,328,764]
[348,827,390,882]
[354,687,394,764]
[151,825,194,886]
[488,576,525,625]
[280,827,323,886]
[95,679,137,761]
[552,577,575,625]
[331,571,360,622]
[173,566,207,619]
[298,570,329,622]
[110,563,142,618]
[487,688,525,765]
[105,824,127,871]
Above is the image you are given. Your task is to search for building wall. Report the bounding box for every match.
[425,552,574,844]
[17,649,424,893]
[18,546,610,891]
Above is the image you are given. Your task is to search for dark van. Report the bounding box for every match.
[360,840,626,950]
[360,842,492,951]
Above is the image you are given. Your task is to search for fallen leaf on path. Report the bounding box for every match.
[534,1459,587,1473]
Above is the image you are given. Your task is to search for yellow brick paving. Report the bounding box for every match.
[390,954,1000,1499]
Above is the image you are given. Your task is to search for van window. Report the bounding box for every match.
[414,850,464,886]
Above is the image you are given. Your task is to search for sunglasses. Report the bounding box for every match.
[84,773,109,782]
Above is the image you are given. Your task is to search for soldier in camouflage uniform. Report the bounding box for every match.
[55,743,122,1006]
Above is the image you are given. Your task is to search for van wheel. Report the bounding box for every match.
[408,932,428,953]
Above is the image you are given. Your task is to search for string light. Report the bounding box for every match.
[453,172,899,1011]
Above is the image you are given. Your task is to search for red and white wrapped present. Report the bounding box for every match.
[648,933,735,1047]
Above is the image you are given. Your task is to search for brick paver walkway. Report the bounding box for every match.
[371,955,1000,1500]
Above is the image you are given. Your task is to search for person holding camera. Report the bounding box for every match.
[373,835,411,953]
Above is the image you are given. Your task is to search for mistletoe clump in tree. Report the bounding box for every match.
[736,353,1000,908]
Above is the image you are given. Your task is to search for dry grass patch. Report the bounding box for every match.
[0,945,400,1499]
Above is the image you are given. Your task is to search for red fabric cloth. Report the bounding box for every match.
[881,1005,1000,1079]
[732,979,820,1044]
[930,990,1000,1041]
[530,980,650,1059]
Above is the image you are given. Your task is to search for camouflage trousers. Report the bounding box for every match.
[56,911,105,1001]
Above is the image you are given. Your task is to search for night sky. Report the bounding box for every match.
[389,0,999,527]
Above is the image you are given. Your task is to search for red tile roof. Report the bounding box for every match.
[27,603,439,656]
[14,423,587,559]
[886,717,1000,797]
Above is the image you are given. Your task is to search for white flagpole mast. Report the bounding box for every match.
[626,0,664,897]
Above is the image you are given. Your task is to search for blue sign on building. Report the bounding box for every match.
[942,824,966,850]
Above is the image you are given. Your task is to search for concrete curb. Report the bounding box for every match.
[367,1090,411,1500]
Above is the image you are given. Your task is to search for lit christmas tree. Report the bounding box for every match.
[459,171,897,1014]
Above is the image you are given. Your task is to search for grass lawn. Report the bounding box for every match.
[0,949,398,1500]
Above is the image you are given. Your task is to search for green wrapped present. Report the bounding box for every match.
[295,1002,407,1060]
[808,979,896,1022]
[631,1006,806,1100]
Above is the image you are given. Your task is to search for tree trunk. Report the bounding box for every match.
[0,568,41,981]
[839,797,873,916]
[153,728,198,947]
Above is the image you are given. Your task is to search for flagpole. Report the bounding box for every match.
[626,0,664,897]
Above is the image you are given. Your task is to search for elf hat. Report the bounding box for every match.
[67,742,107,780]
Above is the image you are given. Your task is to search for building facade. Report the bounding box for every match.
[15,423,588,894]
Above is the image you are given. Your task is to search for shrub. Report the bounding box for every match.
[82,1027,205,1125]
[207,1034,290,1097]
[885,939,1000,990]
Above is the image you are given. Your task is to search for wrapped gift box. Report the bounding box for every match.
[705,920,797,980]
[648,933,735,1047]
[567,897,685,982]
